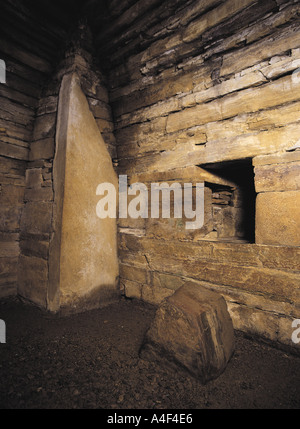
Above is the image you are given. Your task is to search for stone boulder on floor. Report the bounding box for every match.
[140,282,235,384]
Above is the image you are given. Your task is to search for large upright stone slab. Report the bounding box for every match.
[140,282,235,384]
[49,73,119,313]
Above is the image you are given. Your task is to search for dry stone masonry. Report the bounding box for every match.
[0,0,299,352]
[112,0,300,352]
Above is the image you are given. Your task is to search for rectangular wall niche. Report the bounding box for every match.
[200,159,256,244]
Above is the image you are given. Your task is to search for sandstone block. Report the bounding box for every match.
[0,206,22,232]
[20,238,49,260]
[120,264,148,284]
[253,151,300,167]
[140,282,235,383]
[255,162,300,193]
[30,138,55,161]
[0,184,24,205]
[166,75,300,134]
[25,168,43,188]
[141,284,174,306]
[33,113,56,141]
[256,191,300,247]
[24,187,53,202]
[221,23,300,77]
[122,279,142,300]
[0,240,19,258]
[182,0,254,43]
[0,257,18,284]
[0,282,16,299]
[18,255,48,307]
[20,202,52,235]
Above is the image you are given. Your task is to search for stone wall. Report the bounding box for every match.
[0,1,53,298]
[0,0,81,299]
[1,0,299,349]
[109,0,300,350]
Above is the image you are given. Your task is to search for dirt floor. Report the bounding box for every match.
[0,296,299,410]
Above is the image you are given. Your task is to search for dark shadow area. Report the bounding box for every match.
[200,159,256,243]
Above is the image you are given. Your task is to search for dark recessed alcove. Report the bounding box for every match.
[200,159,256,244]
